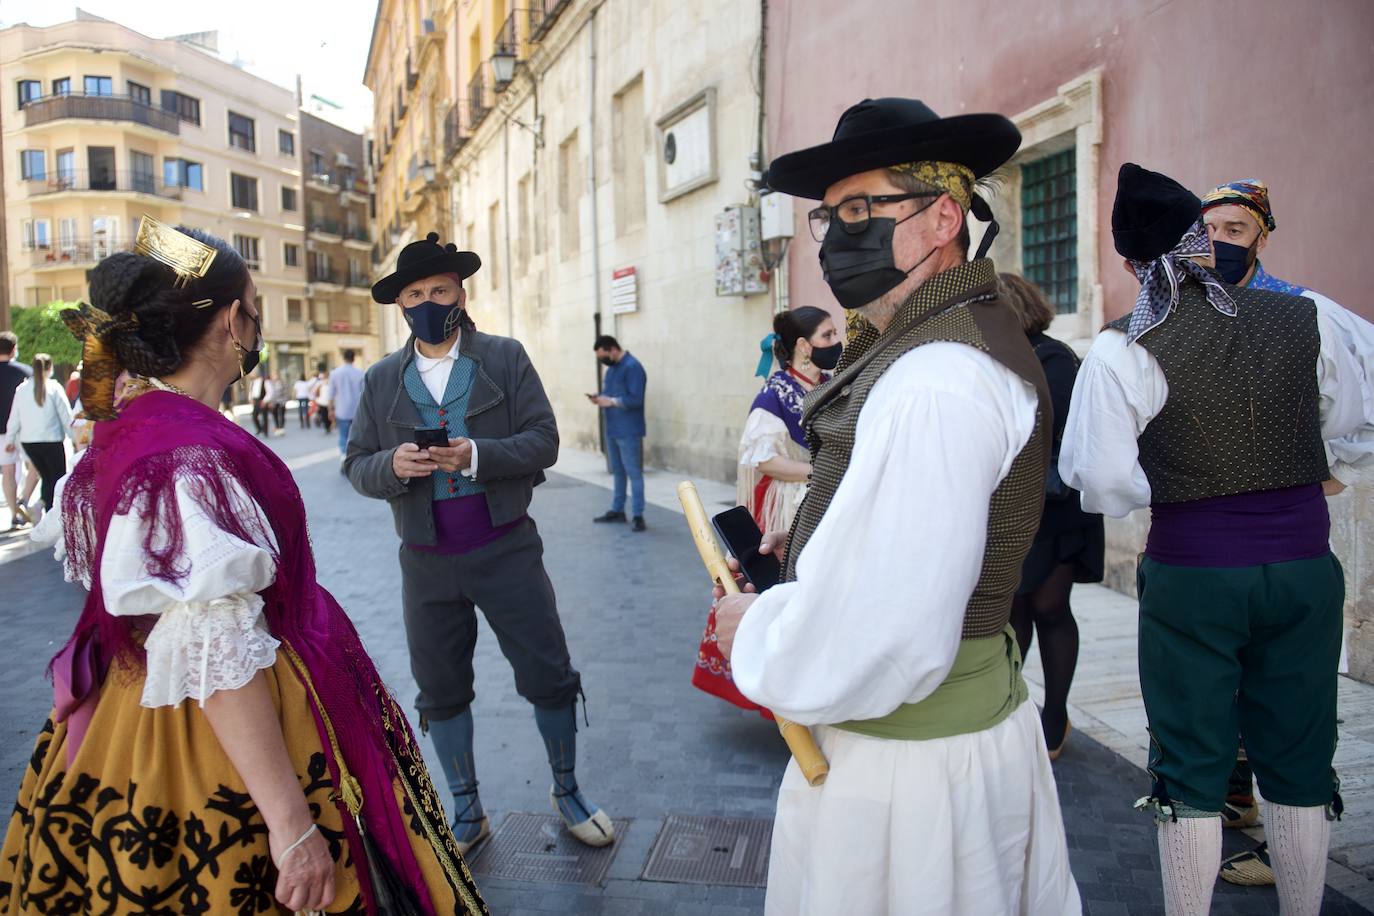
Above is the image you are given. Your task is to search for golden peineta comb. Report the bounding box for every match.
[134,214,217,288]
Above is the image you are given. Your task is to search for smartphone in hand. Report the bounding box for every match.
[712,506,781,591]
[413,426,450,449]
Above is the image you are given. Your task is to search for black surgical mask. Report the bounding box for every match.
[808,341,843,371]
[819,199,938,310]
[403,299,464,345]
[234,310,263,378]
[1212,239,1256,285]
[598,356,616,367]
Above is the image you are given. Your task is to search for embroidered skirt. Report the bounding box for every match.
[0,651,486,914]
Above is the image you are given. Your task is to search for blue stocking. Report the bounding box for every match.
[427,709,486,843]
[533,703,601,828]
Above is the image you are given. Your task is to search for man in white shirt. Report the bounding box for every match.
[328,349,365,457]
[1060,163,1373,916]
[292,375,313,429]
[712,98,1080,915]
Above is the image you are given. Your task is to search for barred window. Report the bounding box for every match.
[233,234,261,270]
[1020,148,1077,314]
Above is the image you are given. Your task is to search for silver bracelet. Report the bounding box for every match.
[276,823,318,868]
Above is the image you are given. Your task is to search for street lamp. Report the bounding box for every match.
[491,50,517,87]
[421,161,436,184]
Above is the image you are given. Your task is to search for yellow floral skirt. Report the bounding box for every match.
[0,651,486,914]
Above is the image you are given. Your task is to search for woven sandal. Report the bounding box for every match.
[1219,842,1275,886]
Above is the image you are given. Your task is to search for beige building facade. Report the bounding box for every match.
[1,14,307,378]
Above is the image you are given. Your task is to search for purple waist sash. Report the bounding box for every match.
[408,493,524,555]
[1146,484,1330,568]
[52,627,108,767]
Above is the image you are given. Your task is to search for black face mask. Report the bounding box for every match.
[234,310,263,378]
[819,199,938,310]
[807,341,843,371]
[598,356,616,367]
[1212,239,1256,285]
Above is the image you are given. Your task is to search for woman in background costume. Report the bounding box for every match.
[0,217,485,915]
[692,307,840,714]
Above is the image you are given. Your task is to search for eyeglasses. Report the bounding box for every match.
[806,192,940,242]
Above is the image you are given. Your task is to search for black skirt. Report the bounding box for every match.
[1016,517,1106,595]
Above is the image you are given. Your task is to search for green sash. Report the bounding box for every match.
[833,626,1028,741]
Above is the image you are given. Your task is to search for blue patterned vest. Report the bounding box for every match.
[403,355,487,502]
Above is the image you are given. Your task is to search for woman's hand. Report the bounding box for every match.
[269,823,335,912]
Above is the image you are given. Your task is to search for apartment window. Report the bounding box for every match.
[488,202,500,290]
[233,234,261,270]
[284,242,300,268]
[17,80,40,109]
[517,173,531,270]
[281,186,298,211]
[228,111,256,152]
[164,158,203,191]
[127,81,151,107]
[130,151,156,193]
[286,297,303,322]
[230,173,259,211]
[51,78,70,97]
[612,77,647,232]
[161,90,201,126]
[309,151,326,177]
[19,150,45,181]
[464,223,476,301]
[55,149,74,183]
[558,132,581,260]
[58,218,77,254]
[21,219,51,250]
[279,129,295,156]
[1020,148,1078,314]
[83,76,113,96]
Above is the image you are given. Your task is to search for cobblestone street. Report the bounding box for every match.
[1,422,1370,914]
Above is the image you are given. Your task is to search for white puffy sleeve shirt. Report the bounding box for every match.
[729,343,1039,726]
[1060,306,1373,517]
[36,465,282,709]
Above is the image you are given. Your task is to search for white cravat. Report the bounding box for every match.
[411,334,479,479]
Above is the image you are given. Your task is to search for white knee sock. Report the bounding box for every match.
[1157,816,1222,916]
[1263,801,1330,916]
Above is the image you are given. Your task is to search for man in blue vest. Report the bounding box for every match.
[590,335,648,531]
[345,232,614,854]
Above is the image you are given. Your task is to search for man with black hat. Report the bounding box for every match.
[1061,164,1372,916]
[345,232,614,854]
[711,98,1080,914]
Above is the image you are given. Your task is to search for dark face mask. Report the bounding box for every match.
[819,199,938,310]
[403,299,464,345]
[1212,239,1257,285]
[234,310,263,378]
[598,355,616,367]
[807,341,843,371]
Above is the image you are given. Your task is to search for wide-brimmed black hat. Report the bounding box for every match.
[763,98,1021,200]
[1112,163,1202,262]
[371,232,481,304]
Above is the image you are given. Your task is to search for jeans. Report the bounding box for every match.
[336,418,353,455]
[606,436,644,517]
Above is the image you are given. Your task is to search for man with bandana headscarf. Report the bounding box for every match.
[711,98,1080,915]
[1061,164,1374,916]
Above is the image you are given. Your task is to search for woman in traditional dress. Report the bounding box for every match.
[0,218,486,915]
[692,307,841,714]
[999,273,1104,761]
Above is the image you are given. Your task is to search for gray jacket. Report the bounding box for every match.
[344,330,558,545]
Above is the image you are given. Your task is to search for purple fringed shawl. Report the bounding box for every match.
[52,391,434,913]
[750,369,815,450]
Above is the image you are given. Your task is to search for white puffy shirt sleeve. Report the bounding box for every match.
[100,471,281,709]
[1307,291,1374,483]
[1059,328,1167,517]
[737,408,791,467]
[728,343,1038,726]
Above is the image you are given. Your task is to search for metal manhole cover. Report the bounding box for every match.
[465,813,629,885]
[640,815,772,887]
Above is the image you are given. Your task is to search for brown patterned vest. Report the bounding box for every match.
[784,259,1051,639]
[1106,281,1328,503]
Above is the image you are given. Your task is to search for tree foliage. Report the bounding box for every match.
[9,302,83,366]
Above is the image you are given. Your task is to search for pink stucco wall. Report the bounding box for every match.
[766,0,1374,321]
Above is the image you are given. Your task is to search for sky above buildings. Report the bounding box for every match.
[0,1,377,132]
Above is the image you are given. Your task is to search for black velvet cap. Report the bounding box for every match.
[1111,163,1202,261]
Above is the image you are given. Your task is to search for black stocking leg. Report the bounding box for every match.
[1010,594,1035,665]
[1030,562,1079,750]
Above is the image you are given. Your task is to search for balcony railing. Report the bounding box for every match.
[495,13,519,56]
[27,241,135,269]
[309,219,343,238]
[23,92,181,135]
[468,69,490,130]
[307,171,338,190]
[345,226,370,243]
[21,169,182,200]
[528,0,572,41]
[308,266,341,285]
[444,105,467,159]
[347,271,370,289]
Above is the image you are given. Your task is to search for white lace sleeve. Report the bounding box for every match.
[738,408,792,468]
[98,471,281,708]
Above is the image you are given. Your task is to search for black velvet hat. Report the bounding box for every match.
[1111,163,1202,262]
[371,232,481,304]
[762,98,1021,200]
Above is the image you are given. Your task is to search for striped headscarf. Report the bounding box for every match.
[1201,179,1276,237]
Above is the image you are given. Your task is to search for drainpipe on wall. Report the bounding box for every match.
[586,9,606,458]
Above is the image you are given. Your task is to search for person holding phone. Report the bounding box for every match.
[588,335,648,531]
[345,232,614,855]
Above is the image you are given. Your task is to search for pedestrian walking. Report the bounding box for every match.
[1061,163,1374,916]
[998,273,1104,762]
[0,331,34,529]
[0,218,486,913]
[346,231,613,856]
[589,335,647,531]
[329,349,365,455]
[2,353,73,522]
[714,97,1080,915]
[267,372,287,437]
[316,370,333,433]
[293,374,312,428]
[249,368,270,437]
